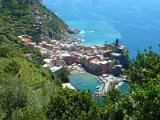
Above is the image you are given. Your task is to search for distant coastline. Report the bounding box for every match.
[28,2,130,94]
[42,0,160,58]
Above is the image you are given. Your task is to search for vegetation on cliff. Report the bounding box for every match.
[0,0,70,42]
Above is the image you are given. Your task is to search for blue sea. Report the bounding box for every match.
[43,0,160,58]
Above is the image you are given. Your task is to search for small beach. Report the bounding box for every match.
[69,65,129,95]
[69,67,101,93]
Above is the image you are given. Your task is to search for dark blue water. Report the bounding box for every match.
[43,0,160,58]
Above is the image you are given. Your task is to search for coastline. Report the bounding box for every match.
[69,65,86,74]
[69,65,127,96]
[22,1,130,94]
[20,28,129,95]
[69,66,101,93]
[69,70,107,96]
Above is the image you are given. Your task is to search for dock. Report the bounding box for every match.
[93,75,126,97]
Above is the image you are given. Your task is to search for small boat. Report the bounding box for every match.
[95,76,100,80]
[78,38,85,42]
[96,85,101,89]
[75,81,83,86]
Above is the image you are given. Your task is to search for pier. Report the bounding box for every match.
[93,75,126,97]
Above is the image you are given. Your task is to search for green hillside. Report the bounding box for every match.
[0,0,70,42]
[0,0,67,119]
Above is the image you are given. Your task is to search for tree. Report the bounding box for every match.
[125,47,160,86]
[57,67,71,83]
[0,77,28,120]
[11,107,47,120]
[103,47,160,120]
[46,89,105,120]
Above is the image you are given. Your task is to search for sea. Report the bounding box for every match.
[42,0,159,93]
[43,0,160,58]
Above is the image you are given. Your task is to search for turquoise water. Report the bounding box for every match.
[69,73,129,93]
[43,0,160,58]
[69,73,101,93]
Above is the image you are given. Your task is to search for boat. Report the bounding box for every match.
[74,81,83,86]
[78,38,85,42]
[95,76,100,80]
[96,85,101,89]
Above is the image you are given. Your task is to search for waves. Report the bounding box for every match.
[79,30,85,35]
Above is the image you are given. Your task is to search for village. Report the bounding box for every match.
[18,35,129,96]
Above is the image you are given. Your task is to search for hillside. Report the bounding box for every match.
[0,0,68,89]
[0,0,70,42]
[0,0,67,119]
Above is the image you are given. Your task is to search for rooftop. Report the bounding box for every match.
[43,59,52,63]
[50,66,62,73]
[111,52,121,57]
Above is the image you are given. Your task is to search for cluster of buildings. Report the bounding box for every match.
[18,34,128,76]
[31,37,128,76]
[18,34,129,94]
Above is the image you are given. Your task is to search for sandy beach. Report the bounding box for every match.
[70,65,86,74]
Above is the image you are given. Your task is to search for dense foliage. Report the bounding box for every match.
[103,48,160,120]
[126,47,160,85]
[0,0,160,120]
[46,89,106,120]
[57,67,71,83]
[0,0,68,119]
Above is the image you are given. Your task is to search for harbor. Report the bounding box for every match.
[18,26,129,96]
[18,34,129,95]
[93,75,127,97]
[69,65,128,96]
